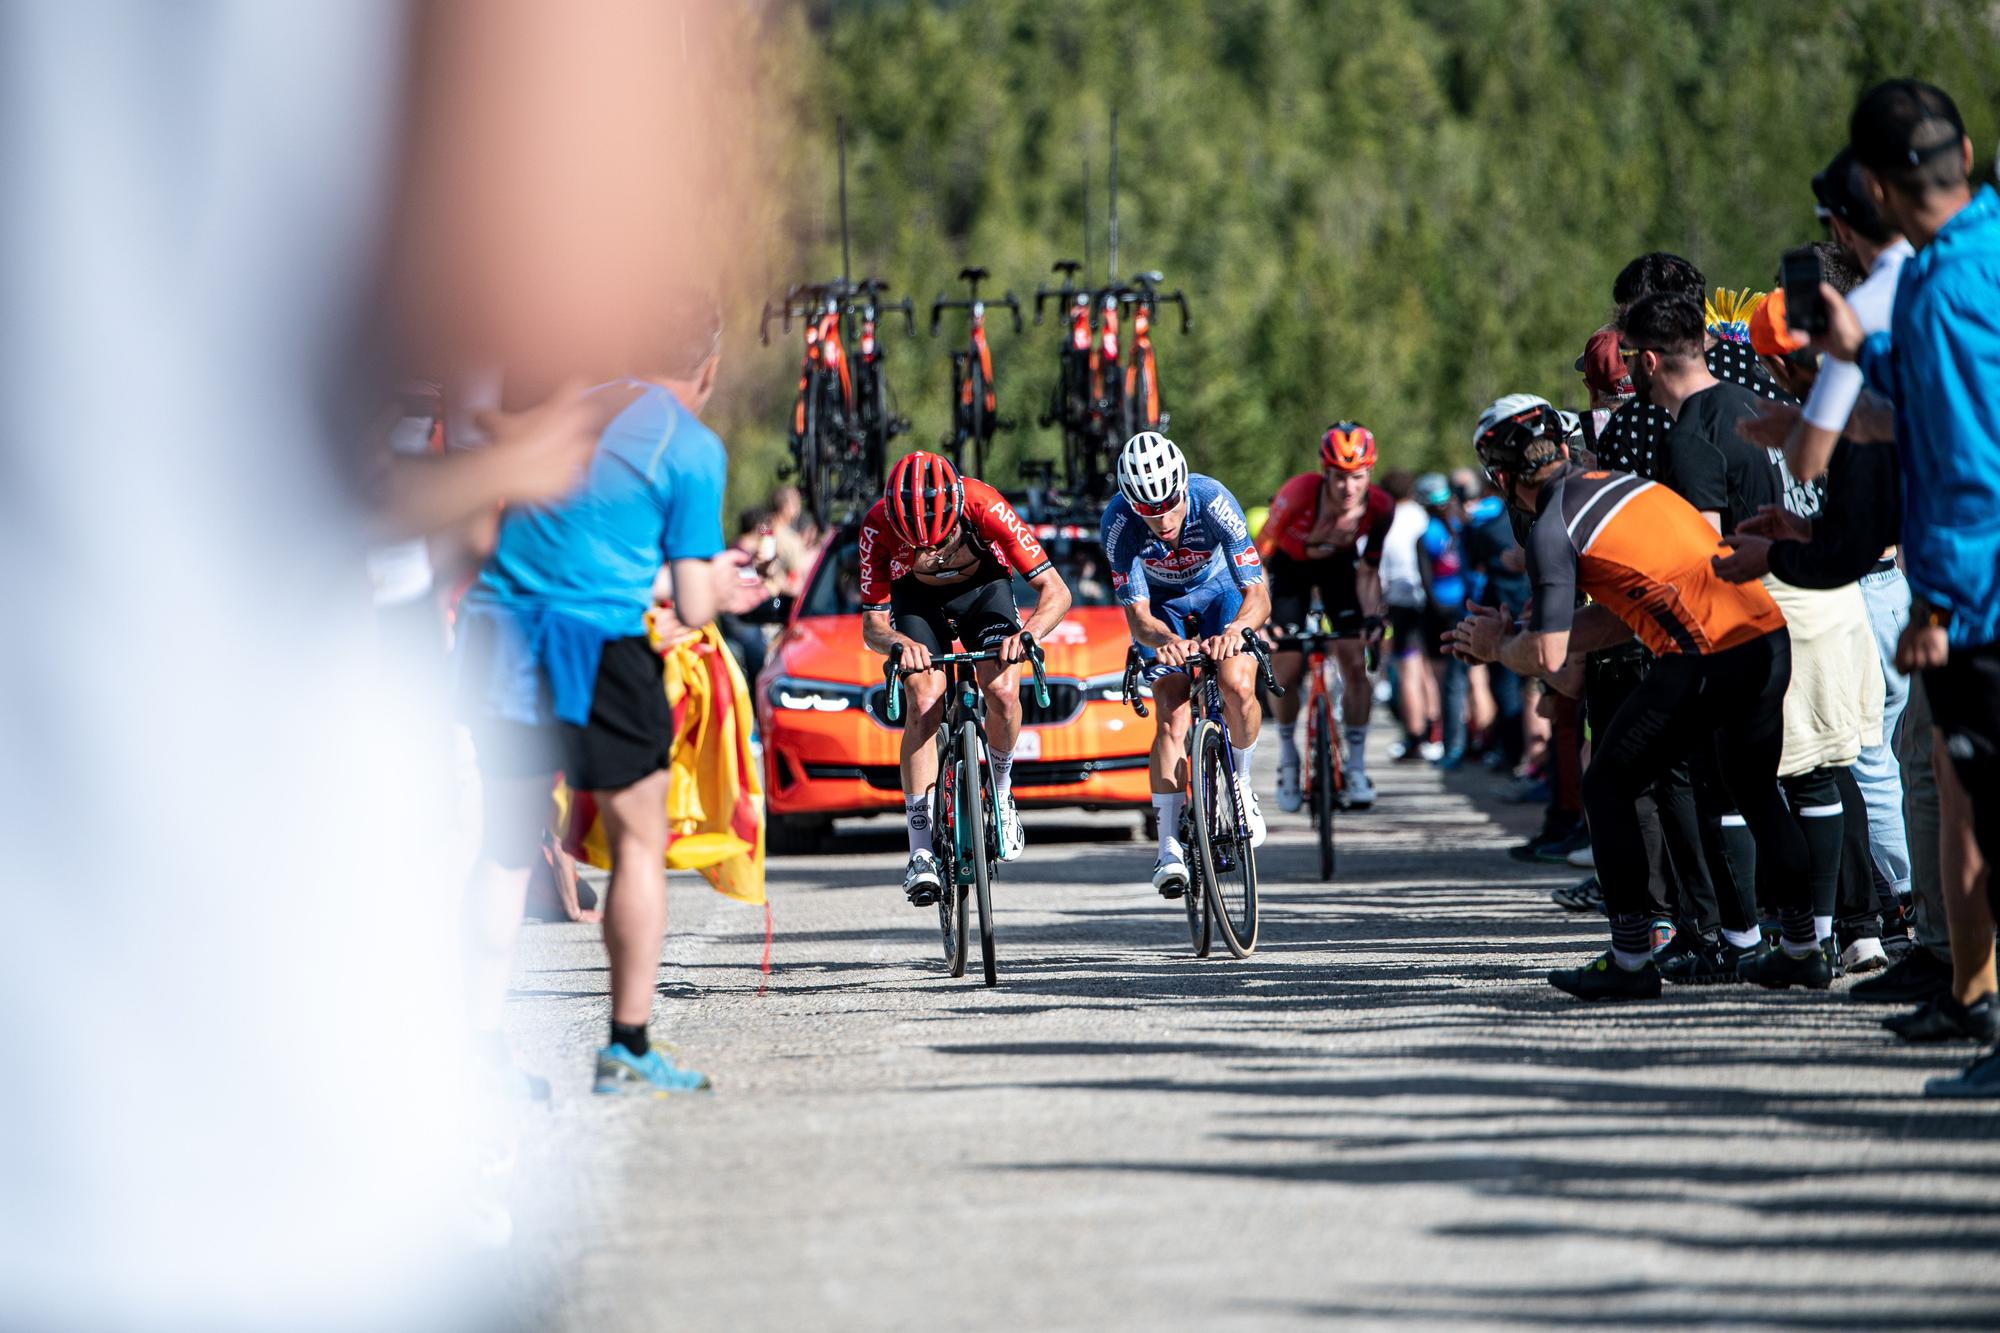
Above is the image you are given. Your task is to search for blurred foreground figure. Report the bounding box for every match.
[0,2,741,1327]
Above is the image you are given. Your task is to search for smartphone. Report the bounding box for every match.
[1781,247,1827,336]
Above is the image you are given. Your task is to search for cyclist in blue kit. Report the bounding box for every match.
[1100,431,1274,897]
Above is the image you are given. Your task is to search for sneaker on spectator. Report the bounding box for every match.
[1885,992,2000,1044]
[1509,814,1582,863]
[1532,824,1591,864]
[1418,739,1446,763]
[1925,1046,2000,1099]
[1549,952,1662,1001]
[1660,935,1754,986]
[1566,842,1595,869]
[1839,937,1888,976]
[1502,777,1551,805]
[1550,876,1604,913]
[1851,948,1953,1004]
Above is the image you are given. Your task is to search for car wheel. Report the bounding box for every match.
[767,812,833,856]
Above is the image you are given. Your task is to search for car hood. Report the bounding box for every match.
[768,606,1136,685]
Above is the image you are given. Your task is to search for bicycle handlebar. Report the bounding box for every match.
[882,635,1050,724]
[1119,627,1282,718]
[1269,612,1385,673]
[930,290,1025,336]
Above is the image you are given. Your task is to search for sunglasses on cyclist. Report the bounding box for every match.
[1130,494,1184,519]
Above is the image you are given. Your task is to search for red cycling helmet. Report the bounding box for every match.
[885,451,965,548]
[1320,421,1377,473]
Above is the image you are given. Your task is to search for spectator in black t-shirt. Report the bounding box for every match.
[1619,292,1782,535]
[1593,252,1793,481]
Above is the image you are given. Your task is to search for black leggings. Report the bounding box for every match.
[1582,631,1810,927]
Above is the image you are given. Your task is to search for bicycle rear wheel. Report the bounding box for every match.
[935,739,969,977]
[1192,719,1259,958]
[1312,691,1336,882]
[960,722,998,986]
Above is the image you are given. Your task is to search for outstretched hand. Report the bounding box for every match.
[1444,603,1510,664]
[1712,533,1774,584]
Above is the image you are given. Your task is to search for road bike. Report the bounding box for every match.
[1117,271,1190,442]
[884,637,1051,986]
[760,278,911,526]
[1269,610,1383,881]
[930,267,1022,477]
[1120,626,1281,959]
[1034,259,1107,501]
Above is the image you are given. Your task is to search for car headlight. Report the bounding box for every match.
[1083,671,1150,702]
[767,676,865,713]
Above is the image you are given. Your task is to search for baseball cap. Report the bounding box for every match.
[1574,325,1634,398]
[1747,291,1807,357]
[1811,148,1890,240]
[1414,472,1451,506]
[1850,79,1966,179]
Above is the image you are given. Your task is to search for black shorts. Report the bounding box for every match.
[888,570,1021,655]
[1267,550,1366,631]
[467,633,674,792]
[1387,604,1427,658]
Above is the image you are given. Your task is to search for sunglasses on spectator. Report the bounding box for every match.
[1618,343,1662,362]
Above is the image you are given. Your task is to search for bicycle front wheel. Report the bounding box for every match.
[1184,808,1212,957]
[1192,719,1259,958]
[935,749,969,977]
[961,721,998,986]
[1312,691,1336,882]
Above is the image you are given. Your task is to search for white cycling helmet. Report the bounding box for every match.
[1116,431,1188,510]
[1472,393,1555,449]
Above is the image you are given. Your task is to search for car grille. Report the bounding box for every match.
[863,679,1085,728]
[803,755,1147,791]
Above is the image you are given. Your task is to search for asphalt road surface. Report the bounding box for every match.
[503,747,2000,1331]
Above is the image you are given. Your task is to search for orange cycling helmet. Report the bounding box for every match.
[1320,421,1377,472]
[885,450,964,548]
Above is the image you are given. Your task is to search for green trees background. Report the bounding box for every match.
[707,0,2000,512]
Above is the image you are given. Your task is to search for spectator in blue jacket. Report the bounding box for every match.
[1812,79,2000,1097]
[1415,472,1470,768]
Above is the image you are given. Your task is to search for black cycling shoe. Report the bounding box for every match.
[1884,992,2000,1044]
[1549,951,1662,1001]
[1737,943,1833,990]
[1510,815,1584,864]
[1659,935,1754,986]
[1851,947,1953,1005]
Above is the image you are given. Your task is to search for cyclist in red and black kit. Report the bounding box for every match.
[1258,422,1394,811]
[858,452,1073,902]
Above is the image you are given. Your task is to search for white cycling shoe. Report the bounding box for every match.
[997,794,1025,862]
[1343,770,1377,809]
[1152,848,1190,899]
[903,849,943,906]
[1244,790,1267,848]
[1275,759,1304,813]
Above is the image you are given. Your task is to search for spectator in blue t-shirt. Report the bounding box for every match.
[1813,81,2000,1097]
[1415,472,1470,767]
[457,291,736,1099]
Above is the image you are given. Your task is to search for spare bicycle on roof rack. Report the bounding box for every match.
[930,266,1023,479]
[759,277,913,528]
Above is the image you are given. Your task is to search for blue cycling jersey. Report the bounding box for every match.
[1099,473,1265,607]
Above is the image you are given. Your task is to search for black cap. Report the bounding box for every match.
[1850,79,1965,179]
[1812,147,1891,243]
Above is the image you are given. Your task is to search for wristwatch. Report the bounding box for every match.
[1913,598,1953,631]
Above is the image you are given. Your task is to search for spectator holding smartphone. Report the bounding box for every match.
[1811,79,2000,1096]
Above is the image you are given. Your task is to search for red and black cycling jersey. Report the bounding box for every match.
[857,477,1051,608]
[1257,475,1395,564]
[1526,466,1786,657]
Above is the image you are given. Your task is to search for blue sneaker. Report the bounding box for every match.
[593,1044,713,1096]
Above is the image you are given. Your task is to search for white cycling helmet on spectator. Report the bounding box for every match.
[1116,431,1188,512]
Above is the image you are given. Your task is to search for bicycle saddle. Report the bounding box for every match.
[959,266,989,282]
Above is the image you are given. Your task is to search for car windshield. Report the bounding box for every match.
[798,524,1119,618]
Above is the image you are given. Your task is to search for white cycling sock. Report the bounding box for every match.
[1231,738,1258,782]
[1344,725,1370,775]
[1721,927,1763,950]
[989,748,1015,805]
[905,791,933,855]
[1277,724,1300,766]
[1152,792,1184,859]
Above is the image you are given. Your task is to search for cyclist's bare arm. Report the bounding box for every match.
[1566,604,1635,656]
[1016,566,1073,648]
[1123,598,1183,650]
[1356,562,1385,619]
[862,607,933,671]
[1216,581,1272,653]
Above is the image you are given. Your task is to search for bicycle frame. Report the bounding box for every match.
[931,267,1022,475]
